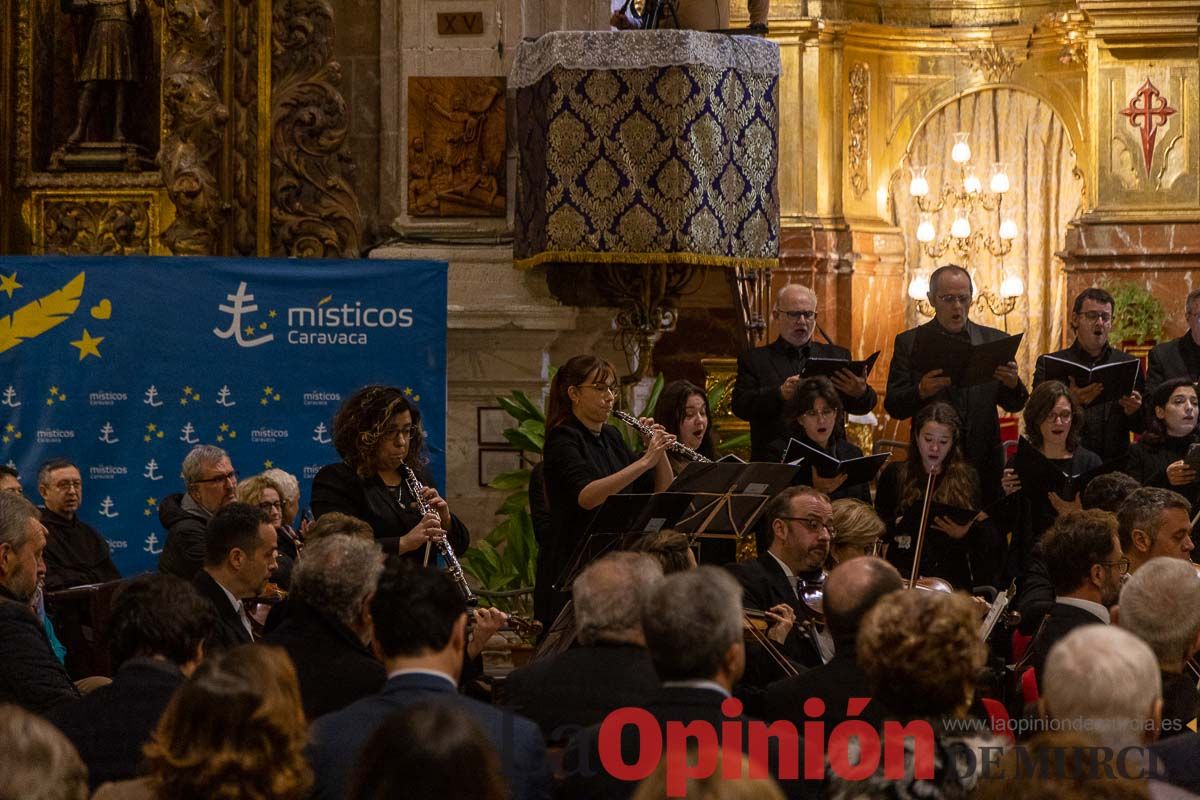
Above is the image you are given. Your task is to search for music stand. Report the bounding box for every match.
[667,461,800,561]
[553,491,695,593]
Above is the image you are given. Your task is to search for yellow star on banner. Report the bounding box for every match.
[46,398,53,406]
[146,497,156,505]
[244,326,255,337]
[182,386,192,395]
[59,394,66,401]
[70,329,104,360]
[229,431,237,439]
[144,509,151,516]
[180,398,188,406]
[216,435,224,442]
[260,398,268,406]
[13,432,20,440]
[219,423,229,432]
[143,435,151,442]
[146,423,157,432]
[263,386,273,395]
[192,393,200,401]
[156,431,163,439]
[404,387,413,396]
[273,394,280,401]
[268,310,277,318]
[49,386,58,395]
[4,424,11,433]
[259,322,268,330]
[2,436,8,444]
[263,460,274,469]
[0,273,21,299]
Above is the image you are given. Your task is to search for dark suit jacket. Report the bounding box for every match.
[885,319,1029,504]
[308,672,551,800]
[725,553,823,669]
[1027,602,1107,685]
[47,659,183,790]
[1034,342,1145,462]
[1148,334,1200,397]
[0,585,79,714]
[1152,732,1200,794]
[562,685,818,800]
[764,650,885,733]
[733,337,878,461]
[503,642,659,745]
[1161,670,1200,742]
[191,569,252,653]
[263,597,385,720]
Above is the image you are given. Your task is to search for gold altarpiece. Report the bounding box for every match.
[0,0,362,256]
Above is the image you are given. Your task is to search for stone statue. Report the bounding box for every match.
[63,0,141,145]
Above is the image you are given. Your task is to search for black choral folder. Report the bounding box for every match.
[781,438,890,486]
[911,328,1024,388]
[800,351,881,381]
[1040,354,1141,406]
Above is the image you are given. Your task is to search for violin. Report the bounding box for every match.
[743,609,801,678]
[908,465,955,593]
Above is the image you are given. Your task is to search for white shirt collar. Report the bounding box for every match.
[768,551,796,579]
[1056,596,1111,624]
[661,679,731,698]
[211,574,254,637]
[386,668,457,688]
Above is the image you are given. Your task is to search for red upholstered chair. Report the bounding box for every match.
[1020,667,1039,705]
[1011,629,1033,665]
[980,697,1015,744]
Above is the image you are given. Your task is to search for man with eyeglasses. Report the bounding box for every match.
[36,457,120,592]
[886,264,1028,504]
[159,444,239,579]
[1026,508,1126,687]
[733,284,878,461]
[1148,287,1200,397]
[725,485,835,669]
[1034,287,1144,461]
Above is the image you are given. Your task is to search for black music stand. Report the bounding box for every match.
[553,491,695,593]
[667,461,799,563]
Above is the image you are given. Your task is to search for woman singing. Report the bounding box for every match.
[652,379,716,473]
[535,355,675,629]
[1125,378,1200,508]
[310,385,468,560]
[875,402,1000,589]
[768,376,872,503]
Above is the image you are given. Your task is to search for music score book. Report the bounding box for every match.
[800,351,881,381]
[1040,354,1141,406]
[911,328,1024,388]
[781,438,890,486]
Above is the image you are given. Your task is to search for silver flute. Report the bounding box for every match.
[403,466,477,605]
[611,409,712,463]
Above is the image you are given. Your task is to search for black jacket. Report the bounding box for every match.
[191,569,253,652]
[1027,602,1107,686]
[503,642,660,745]
[1162,670,1200,742]
[40,508,121,592]
[885,319,1029,505]
[764,650,885,734]
[725,552,824,669]
[733,337,878,461]
[46,658,183,790]
[1126,434,1200,511]
[1148,334,1200,397]
[1034,341,1145,462]
[1152,732,1200,793]
[0,585,79,714]
[157,493,210,580]
[263,596,385,720]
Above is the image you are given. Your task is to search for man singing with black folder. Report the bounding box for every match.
[1033,288,1144,462]
[734,285,878,461]
[885,264,1028,503]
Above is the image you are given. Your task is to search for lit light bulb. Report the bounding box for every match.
[950,212,971,239]
[990,163,1010,194]
[951,133,972,164]
[908,273,931,300]
[917,214,936,242]
[999,219,1018,240]
[1000,273,1025,298]
[963,168,982,194]
[909,166,929,197]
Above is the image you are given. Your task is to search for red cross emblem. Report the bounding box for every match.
[1120,79,1176,173]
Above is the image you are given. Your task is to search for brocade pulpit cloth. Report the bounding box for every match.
[511,30,780,269]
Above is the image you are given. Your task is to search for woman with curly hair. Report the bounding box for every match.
[237,473,300,588]
[874,402,1002,589]
[310,385,468,561]
[92,645,311,800]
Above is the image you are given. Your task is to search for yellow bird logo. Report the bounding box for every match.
[0,272,85,354]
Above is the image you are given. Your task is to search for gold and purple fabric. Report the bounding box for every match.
[511,30,780,270]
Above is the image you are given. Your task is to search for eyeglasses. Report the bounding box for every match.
[1047,411,1073,423]
[379,425,416,443]
[1078,310,1113,325]
[776,309,817,321]
[1098,557,1130,575]
[258,500,282,511]
[801,409,837,420]
[51,480,82,491]
[579,383,618,396]
[936,294,973,306]
[192,470,238,486]
[779,516,836,536]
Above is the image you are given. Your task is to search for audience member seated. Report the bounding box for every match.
[92,645,312,800]
[347,702,509,800]
[764,556,903,732]
[827,589,997,800]
[1027,509,1124,686]
[192,502,278,651]
[0,703,88,800]
[307,561,551,800]
[263,466,306,540]
[159,444,239,579]
[0,491,79,713]
[303,510,374,544]
[629,529,697,574]
[505,552,662,744]
[1118,487,1194,573]
[1118,557,1200,741]
[1083,471,1144,513]
[1125,378,1200,511]
[827,498,885,568]
[237,472,300,588]
[631,752,786,800]
[264,534,386,719]
[563,566,816,800]
[37,458,121,592]
[976,730,1154,800]
[46,574,213,790]
[0,464,21,494]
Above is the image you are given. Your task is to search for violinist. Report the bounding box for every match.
[875,401,1001,590]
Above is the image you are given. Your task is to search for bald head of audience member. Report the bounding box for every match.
[1117,487,1194,572]
[1042,625,1163,748]
[1118,557,1200,673]
[642,566,745,692]
[572,552,663,648]
[822,556,904,651]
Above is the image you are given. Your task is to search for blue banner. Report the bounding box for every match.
[0,256,448,576]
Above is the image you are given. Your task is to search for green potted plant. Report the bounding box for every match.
[1108,281,1165,348]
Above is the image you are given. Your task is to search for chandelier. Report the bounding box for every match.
[905,132,1024,319]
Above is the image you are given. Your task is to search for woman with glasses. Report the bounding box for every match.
[311,385,468,562]
[1125,378,1200,509]
[999,380,1101,577]
[236,473,299,589]
[875,402,1001,589]
[536,355,675,631]
[768,376,871,503]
